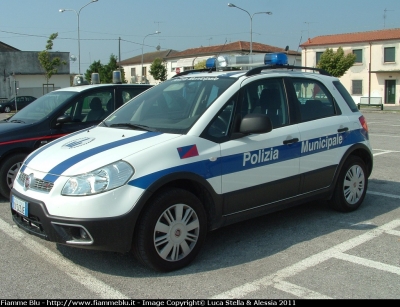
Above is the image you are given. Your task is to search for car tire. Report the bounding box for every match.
[133,188,207,272]
[328,156,367,212]
[4,106,11,113]
[0,153,27,199]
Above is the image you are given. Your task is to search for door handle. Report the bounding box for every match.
[283,138,299,145]
[337,127,349,133]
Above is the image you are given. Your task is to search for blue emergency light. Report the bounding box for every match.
[206,58,217,69]
[206,52,288,69]
[264,53,288,65]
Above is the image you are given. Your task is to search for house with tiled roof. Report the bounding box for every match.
[119,49,178,84]
[121,41,301,84]
[300,28,400,105]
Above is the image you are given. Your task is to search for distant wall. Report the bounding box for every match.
[0,51,70,74]
[0,51,70,99]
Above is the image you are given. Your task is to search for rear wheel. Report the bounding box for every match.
[0,153,27,199]
[133,188,207,272]
[329,156,367,212]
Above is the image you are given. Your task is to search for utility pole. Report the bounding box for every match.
[119,37,121,71]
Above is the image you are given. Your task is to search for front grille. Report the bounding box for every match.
[17,172,54,193]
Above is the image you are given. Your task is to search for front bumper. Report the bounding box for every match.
[10,189,140,253]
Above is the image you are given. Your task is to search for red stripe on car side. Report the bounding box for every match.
[0,134,67,146]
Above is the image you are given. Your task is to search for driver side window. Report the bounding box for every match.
[202,99,235,143]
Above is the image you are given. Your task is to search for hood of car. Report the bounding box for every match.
[21,126,180,177]
[0,120,30,136]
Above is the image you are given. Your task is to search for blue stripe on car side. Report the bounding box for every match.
[128,129,367,190]
[43,132,160,183]
[128,159,221,189]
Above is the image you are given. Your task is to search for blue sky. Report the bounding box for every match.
[1,0,399,74]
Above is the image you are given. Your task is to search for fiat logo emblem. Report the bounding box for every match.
[24,174,33,190]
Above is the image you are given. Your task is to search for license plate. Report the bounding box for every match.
[11,195,28,217]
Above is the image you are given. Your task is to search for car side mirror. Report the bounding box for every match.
[239,113,273,134]
[56,115,72,125]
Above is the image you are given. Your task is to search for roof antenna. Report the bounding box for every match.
[383,8,394,28]
[293,32,305,65]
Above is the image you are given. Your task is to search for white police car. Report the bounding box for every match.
[10,53,373,272]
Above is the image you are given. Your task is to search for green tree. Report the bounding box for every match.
[103,54,126,83]
[149,58,168,82]
[316,47,356,77]
[84,54,126,84]
[38,33,66,91]
[194,60,206,69]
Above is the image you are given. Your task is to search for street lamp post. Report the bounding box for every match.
[228,3,272,55]
[59,0,98,75]
[141,31,161,83]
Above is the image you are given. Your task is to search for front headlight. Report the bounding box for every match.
[61,161,134,196]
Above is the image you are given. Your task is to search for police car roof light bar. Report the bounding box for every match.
[175,53,331,77]
[210,52,289,69]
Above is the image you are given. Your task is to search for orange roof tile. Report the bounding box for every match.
[167,41,300,58]
[300,28,400,47]
[119,49,179,65]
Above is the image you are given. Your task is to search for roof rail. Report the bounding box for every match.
[246,65,331,77]
[172,68,215,78]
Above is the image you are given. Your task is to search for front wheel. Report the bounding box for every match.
[328,156,368,212]
[133,188,207,272]
[0,153,27,199]
[4,106,11,113]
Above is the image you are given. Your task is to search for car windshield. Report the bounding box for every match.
[104,76,236,134]
[8,91,76,123]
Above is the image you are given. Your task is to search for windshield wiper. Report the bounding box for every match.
[109,123,155,131]
[9,119,26,124]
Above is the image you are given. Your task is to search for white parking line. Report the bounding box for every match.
[367,191,400,199]
[373,151,392,156]
[0,218,129,299]
[369,134,400,138]
[273,281,332,299]
[372,149,400,157]
[334,253,400,275]
[211,220,400,299]
[373,149,400,152]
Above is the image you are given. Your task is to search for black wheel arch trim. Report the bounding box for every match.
[331,143,373,192]
[135,171,224,231]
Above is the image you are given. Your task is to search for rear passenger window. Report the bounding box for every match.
[333,81,358,112]
[292,78,336,122]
